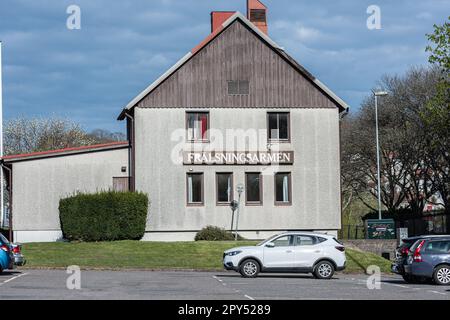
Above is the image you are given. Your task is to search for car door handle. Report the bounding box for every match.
[286,250,293,253]
[314,250,321,253]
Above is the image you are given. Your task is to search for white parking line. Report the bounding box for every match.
[0,273,28,287]
[370,278,447,296]
[392,284,409,289]
[214,276,256,300]
[428,290,447,296]
[343,275,449,295]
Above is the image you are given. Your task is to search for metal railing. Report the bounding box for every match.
[339,225,366,240]
[340,213,449,239]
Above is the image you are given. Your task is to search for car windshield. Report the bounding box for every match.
[0,233,10,245]
[256,234,281,246]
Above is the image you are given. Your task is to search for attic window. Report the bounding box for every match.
[250,9,266,23]
[228,80,250,95]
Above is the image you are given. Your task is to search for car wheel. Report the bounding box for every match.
[314,261,335,280]
[433,265,450,286]
[239,259,260,278]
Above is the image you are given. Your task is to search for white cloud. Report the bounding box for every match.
[416,12,432,20]
[1,0,448,131]
[272,20,325,43]
[295,26,322,41]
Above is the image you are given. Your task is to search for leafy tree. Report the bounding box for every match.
[4,116,96,155]
[341,67,443,216]
[87,129,126,144]
[426,17,450,74]
[4,116,127,156]
[341,18,450,222]
[422,17,450,211]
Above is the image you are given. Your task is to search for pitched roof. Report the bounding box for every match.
[118,12,349,120]
[1,141,129,163]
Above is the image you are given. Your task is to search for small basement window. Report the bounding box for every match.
[228,80,250,95]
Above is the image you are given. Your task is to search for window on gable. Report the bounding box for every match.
[268,112,290,141]
[186,112,209,142]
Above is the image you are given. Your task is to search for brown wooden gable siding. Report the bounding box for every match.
[137,20,337,109]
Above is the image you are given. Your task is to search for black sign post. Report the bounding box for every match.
[230,200,238,232]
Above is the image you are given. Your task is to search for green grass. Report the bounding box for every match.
[21,241,391,274]
[21,241,256,270]
[345,248,392,274]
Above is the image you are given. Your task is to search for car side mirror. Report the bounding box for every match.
[265,242,275,248]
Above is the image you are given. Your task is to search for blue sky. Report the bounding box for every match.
[0,0,448,132]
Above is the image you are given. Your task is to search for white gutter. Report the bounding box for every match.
[313,78,350,113]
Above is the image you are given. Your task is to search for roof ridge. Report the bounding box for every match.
[117,11,349,120]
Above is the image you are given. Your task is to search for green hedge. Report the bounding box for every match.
[195,226,244,241]
[59,191,148,242]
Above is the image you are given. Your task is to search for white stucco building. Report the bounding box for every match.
[1,1,349,242]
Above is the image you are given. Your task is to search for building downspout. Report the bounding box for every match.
[124,112,136,192]
[1,163,13,242]
[338,108,349,238]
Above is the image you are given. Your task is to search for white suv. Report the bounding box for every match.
[223,232,346,278]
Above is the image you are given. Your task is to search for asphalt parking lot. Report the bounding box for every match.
[0,269,449,300]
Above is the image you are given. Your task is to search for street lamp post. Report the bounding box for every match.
[373,90,388,220]
[235,183,244,241]
[230,200,238,233]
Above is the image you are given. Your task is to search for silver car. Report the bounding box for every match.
[11,243,26,267]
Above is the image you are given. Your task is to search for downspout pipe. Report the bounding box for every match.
[1,162,12,242]
[124,112,135,192]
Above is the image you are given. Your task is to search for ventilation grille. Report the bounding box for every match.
[250,9,266,23]
[228,81,239,95]
[228,80,249,95]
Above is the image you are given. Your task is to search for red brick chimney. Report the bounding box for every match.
[211,11,236,33]
[247,0,268,35]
